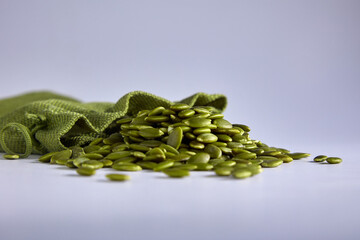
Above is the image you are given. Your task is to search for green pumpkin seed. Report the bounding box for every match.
[189,141,205,149]
[136,110,150,117]
[178,109,196,118]
[105,151,132,160]
[193,163,213,171]
[50,149,72,164]
[106,174,130,181]
[288,152,311,160]
[132,151,146,159]
[314,155,327,162]
[188,152,211,164]
[112,144,129,151]
[148,106,165,116]
[70,146,85,158]
[162,109,176,116]
[233,124,251,132]
[209,158,225,166]
[38,152,57,163]
[163,169,190,178]
[136,161,157,169]
[226,142,243,149]
[73,157,91,168]
[204,144,222,158]
[89,138,103,146]
[167,127,183,149]
[145,115,170,123]
[212,142,227,147]
[83,153,104,160]
[116,117,132,125]
[219,146,232,155]
[112,163,142,171]
[173,164,198,171]
[129,144,151,152]
[170,103,190,111]
[232,148,251,154]
[276,154,293,163]
[196,133,218,143]
[193,107,211,114]
[192,113,211,118]
[261,159,283,168]
[326,157,342,164]
[193,128,211,135]
[76,167,96,176]
[160,143,179,155]
[243,165,263,176]
[139,140,163,148]
[215,167,233,176]
[55,159,68,165]
[232,169,252,179]
[184,118,212,128]
[216,134,232,142]
[216,160,236,168]
[185,132,196,140]
[99,159,113,167]
[81,160,104,170]
[209,113,224,119]
[234,152,257,159]
[113,156,137,164]
[153,160,175,171]
[65,160,76,168]
[213,119,232,129]
[138,128,164,139]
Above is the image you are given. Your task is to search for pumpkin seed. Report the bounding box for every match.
[314,155,327,162]
[106,174,130,181]
[163,169,190,178]
[112,163,142,171]
[76,167,96,176]
[326,157,342,164]
[196,133,218,143]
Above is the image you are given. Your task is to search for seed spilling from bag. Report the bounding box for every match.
[35,102,341,182]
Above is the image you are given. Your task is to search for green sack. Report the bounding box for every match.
[0,91,227,158]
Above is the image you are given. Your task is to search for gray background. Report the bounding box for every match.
[0,1,359,240]
[1,0,359,146]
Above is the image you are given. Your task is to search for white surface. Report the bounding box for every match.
[1,143,359,240]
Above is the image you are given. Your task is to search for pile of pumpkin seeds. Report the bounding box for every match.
[35,103,341,181]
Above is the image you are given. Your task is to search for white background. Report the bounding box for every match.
[0,1,359,239]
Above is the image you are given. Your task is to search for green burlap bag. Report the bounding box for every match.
[0,91,227,158]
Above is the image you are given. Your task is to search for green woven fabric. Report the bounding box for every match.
[0,91,227,157]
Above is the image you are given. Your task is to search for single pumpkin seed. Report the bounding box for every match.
[326,157,342,164]
[163,169,190,178]
[106,174,130,181]
[204,144,222,159]
[215,167,233,176]
[184,118,212,128]
[213,119,232,129]
[188,152,211,164]
[178,109,196,118]
[193,127,211,135]
[167,127,183,149]
[196,133,218,143]
[76,167,96,176]
[232,169,252,179]
[112,163,142,171]
[288,152,311,160]
[170,103,190,111]
[153,160,175,171]
[314,155,327,162]
[81,160,104,170]
[261,159,283,168]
